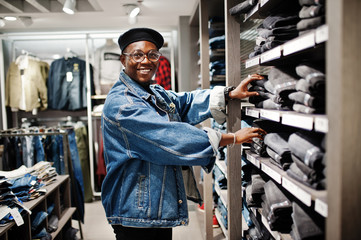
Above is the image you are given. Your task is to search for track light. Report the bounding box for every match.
[63,0,76,15]
[124,4,140,24]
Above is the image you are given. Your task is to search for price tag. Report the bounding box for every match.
[282,113,313,130]
[247,153,260,168]
[66,72,73,82]
[315,198,328,217]
[260,46,281,63]
[316,25,328,44]
[260,109,280,122]
[315,116,328,133]
[261,163,281,184]
[283,32,315,56]
[245,56,259,68]
[246,108,259,118]
[282,177,311,206]
[10,208,24,226]
[0,205,10,221]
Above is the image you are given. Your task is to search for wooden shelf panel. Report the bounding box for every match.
[51,207,76,239]
[245,107,328,133]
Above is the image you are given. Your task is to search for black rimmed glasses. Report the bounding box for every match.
[122,49,162,63]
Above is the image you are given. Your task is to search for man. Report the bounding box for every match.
[101,27,265,240]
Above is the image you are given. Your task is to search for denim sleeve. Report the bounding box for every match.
[166,89,212,125]
[102,98,218,169]
[209,86,227,124]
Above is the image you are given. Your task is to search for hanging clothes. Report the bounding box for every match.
[5,55,49,112]
[154,56,171,90]
[47,57,95,111]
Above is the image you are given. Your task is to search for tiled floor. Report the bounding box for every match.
[74,200,225,240]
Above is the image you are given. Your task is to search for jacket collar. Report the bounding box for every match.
[119,71,154,101]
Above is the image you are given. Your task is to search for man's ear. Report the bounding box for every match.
[120,54,126,66]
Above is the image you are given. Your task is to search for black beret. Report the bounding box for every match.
[118,28,164,51]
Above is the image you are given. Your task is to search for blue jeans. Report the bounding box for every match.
[33,136,45,163]
[67,129,85,223]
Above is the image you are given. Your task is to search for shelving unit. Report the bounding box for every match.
[187,0,361,239]
[0,175,75,240]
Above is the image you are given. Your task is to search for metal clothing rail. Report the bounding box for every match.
[0,129,84,239]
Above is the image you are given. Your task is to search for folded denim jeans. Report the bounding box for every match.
[264,133,292,157]
[295,63,325,79]
[299,5,325,19]
[293,103,322,114]
[288,91,325,108]
[267,147,292,170]
[295,78,325,96]
[288,131,325,170]
[297,16,325,31]
[291,202,325,240]
[298,0,325,6]
[262,180,293,232]
[229,0,258,15]
[263,15,300,30]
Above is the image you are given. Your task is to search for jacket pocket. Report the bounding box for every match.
[136,175,147,209]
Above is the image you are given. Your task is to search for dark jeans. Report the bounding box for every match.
[112,225,172,240]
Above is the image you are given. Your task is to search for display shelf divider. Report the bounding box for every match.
[215,208,228,239]
[50,207,76,239]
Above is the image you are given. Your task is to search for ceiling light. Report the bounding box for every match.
[19,16,33,27]
[124,4,141,17]
[63,0,76,15]
[4,16,17,21]
[123,4,140,25]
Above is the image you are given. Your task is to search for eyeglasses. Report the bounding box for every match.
[122,49,162,63]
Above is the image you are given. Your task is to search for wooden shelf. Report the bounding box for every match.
[0,175,75,240]
[245,107,328,133]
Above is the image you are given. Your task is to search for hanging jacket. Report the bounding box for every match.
[5,56,49,112]
[47,57,94,111]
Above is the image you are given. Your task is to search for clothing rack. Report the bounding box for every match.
[0,128,84,239]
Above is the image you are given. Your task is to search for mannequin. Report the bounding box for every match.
[93,38,123,95]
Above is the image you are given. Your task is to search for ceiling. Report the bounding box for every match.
[0,0,198,33]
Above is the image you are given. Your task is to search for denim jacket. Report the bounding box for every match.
[101,71,226,227]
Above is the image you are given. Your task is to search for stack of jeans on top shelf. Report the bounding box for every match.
[290,202,325,240]
[291,63,326,114]
[287,130,326,190]
[248,66,299,110]
[297,0,326,36]
[248,1,301,59]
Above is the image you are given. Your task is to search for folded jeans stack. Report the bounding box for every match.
[297,0,326,35]
[261,180,293,232]
[290,63,326,114]
[264,132,293,170]
[287,130,326,190]
[290,202,325,240]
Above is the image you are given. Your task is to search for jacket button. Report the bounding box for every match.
[173,167,177,171]
[181,221,185,225]
[178,200,183,204]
